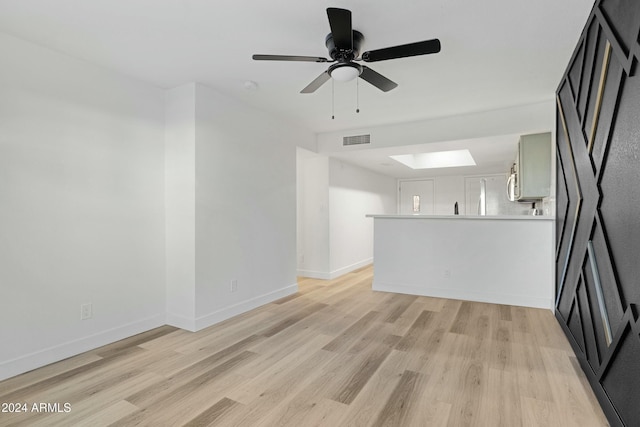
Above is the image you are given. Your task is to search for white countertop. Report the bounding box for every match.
[366,214,554,221]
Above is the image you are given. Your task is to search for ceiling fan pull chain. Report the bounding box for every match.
[356,77,360,113]
[332,79,335,119]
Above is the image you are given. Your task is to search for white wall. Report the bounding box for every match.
[165,84,197,329]
[433,176,465,215]
[297,157,396,279]
[0,34,316,380]
[297,150,330,278]
[328,159,397,277]
[317,101,555,152]
[193,83,315,329]
[0,33,166,380]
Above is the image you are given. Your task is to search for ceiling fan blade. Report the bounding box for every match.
[301,70,331,93]
[327,8,352,51]
[253,54,329,63]
[362,39,441,62]
[359,66,398,92]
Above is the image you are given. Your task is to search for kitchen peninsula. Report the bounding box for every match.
[367,215,554,309]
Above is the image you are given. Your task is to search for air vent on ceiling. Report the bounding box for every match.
[343,134,371,146]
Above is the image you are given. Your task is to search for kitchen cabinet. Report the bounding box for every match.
[509,132,551,201]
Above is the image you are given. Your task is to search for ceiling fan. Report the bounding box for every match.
[253,7,441,93]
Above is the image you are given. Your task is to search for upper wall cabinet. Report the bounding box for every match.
[508,132,551,201]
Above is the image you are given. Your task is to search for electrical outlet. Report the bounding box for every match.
[444,269,451,279]
[230,279,238,293]
[80,303,92,320]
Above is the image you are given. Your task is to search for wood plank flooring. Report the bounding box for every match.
[0,266,609,426]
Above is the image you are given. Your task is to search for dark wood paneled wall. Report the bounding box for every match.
[555,1,640,426]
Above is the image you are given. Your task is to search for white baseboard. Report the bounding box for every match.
[298,258,372,280]
[1,283,300,381]
[297,269,331,280]
[0,314,165,382]
[328,258,372,279]
[373,281,553,310]
[165,312,197,332]
[193,282,298,331]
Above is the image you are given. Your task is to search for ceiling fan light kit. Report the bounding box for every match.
[252,7,441,94]
[328,63,361,82]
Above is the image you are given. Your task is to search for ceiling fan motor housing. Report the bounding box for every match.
[325,30,364,62]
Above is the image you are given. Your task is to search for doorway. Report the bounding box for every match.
[398,179,435,215]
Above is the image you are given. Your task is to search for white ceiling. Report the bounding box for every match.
[0,0,593,177]
[328,133,523,179]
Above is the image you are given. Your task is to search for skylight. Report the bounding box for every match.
[389,149,476,169]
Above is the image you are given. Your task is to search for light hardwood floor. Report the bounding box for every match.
[0,266,609,426]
